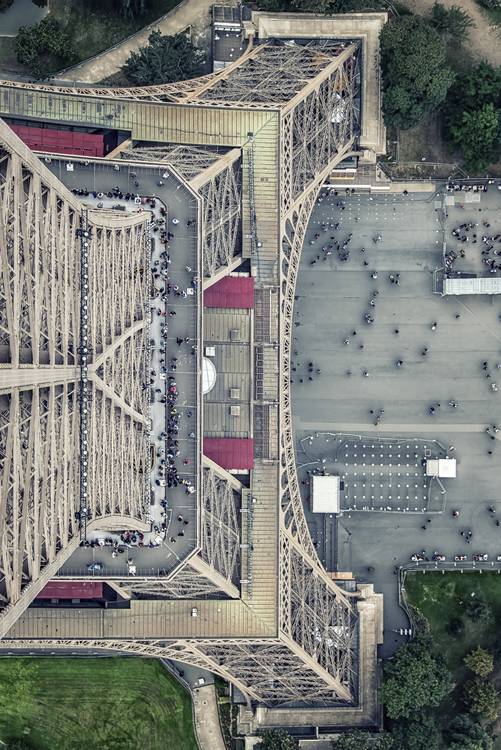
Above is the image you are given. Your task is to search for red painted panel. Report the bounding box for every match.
[9,123,105,157]
[37,581,103,600]
[204,276,254,309]
[204,438,254,470]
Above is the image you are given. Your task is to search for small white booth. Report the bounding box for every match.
[310,475,341,514]
[426,458,457,478]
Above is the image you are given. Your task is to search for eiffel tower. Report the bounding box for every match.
[0,11,386,731]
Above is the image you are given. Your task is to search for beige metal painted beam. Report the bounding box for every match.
[0,367,78,392]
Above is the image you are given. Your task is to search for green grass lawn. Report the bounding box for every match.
[406,571,501,736]
[0,656,198,750]
[405,571,501,673]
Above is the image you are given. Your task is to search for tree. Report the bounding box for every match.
[477,0,501,9]
[0,0,14,12]
[463,677,499,721]
[447,617,464,636]
[380,634,453,720]
[380,16,455,129]
[465,590,494,624]
[447,714,493,750]
[464,647,494,678]
[450,105,499,171]
[390,713,441,750]
[122,31,204,86]
[429,3,474,41]
[444,62,501,171]
[256,729,300,750]
[118,0,148,18]
[331,730,394,749]
[16,17,74,78]
[447,62,501,115]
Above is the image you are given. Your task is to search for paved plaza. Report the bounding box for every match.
[292,185,501,655]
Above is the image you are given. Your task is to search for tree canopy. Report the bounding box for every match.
[390,713,441,750]
[447,714,494,750]
[0,0,14,12]
[463,677,499,721]
[429,2,474,41]
[331,730,394,749]
[16,17,74,79]
[444,62,501,172]
[380,634,453,719]
[256,729,300,750]
[464,647,494,678]
[380,16,455,130]
[122,31,204,85]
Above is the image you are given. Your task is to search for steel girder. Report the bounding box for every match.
[281,49,359,214]
[198,157,242,278]
[119,145,227,182]
[116,566,228,600]
[201,466,241,588]
[0,126,152,620]
[0,31,374,711]
[0,40,354,110]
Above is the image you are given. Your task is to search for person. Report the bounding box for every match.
[431,322,437,331]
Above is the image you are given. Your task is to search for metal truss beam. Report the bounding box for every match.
[0,26,378,712]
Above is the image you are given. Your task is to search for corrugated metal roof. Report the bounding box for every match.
[204,438,254,469]
[204,276,254,309]
[444,276,501,295]
[37,581,103,600]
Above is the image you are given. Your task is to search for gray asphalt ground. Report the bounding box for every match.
[292,186,501,656]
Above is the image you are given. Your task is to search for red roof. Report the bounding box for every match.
[37,581,104,600]
[9,124,105,157]
[204,276,254,309]
[204,438,254,470]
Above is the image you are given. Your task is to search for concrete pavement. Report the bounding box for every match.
[292,185,501,656]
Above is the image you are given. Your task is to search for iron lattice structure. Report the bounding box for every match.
[0,126,151,631]
[0,29,383,717]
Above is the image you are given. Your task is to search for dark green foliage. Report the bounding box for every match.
[476,0,501,9]
[15,17,74,78]
[0,0,14,12]
[465,590,494,623]
[31,0,48,8]
[447,714,493,750]
[444,62,501,172]
[380,16,455,129]
[331,730,394,749]
[256,729,300,750]
[118,0,148,18]
[381,633,453,719]
[463,677,499,721]
[429,2,474,40]
[122,30,204,85]
[256,0,388,13]
[450,104,499,171]
[390,713,441,750]
[447,616,464,636]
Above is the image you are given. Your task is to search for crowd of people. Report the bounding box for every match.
[148,205,197,547]
[445,219,501,276]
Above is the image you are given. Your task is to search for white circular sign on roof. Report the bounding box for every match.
[202,357,217,395]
